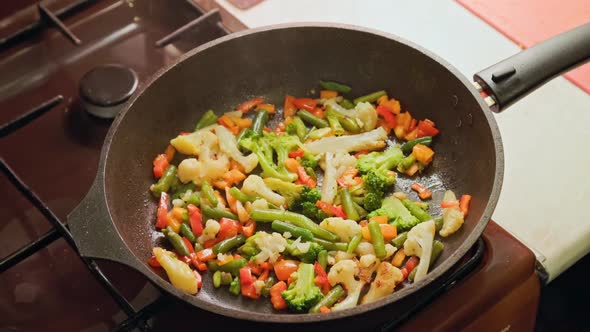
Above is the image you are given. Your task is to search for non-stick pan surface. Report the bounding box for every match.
[68,22,589,322]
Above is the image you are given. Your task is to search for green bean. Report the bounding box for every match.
[229,276,241,295]
[297,110,329,128]
[229,187,257,203]
[238,245,259,258]
[200,181,218,206]
[171,182,196,200]
[325,106,360,133]
[212,235,246,254]
[213,270,222,288]
[340,188,360,221]
[435,217,444,232]
[391,232,408,249]
[179,223,196,243]
[368,220,386,259]
[339,99,355,109]
[317,250,328,270]
[150,165,177,196]
[185,193,200,206]
[207,260,219,271]
[402,199,433,222]
[312,238,348,251]
[401,136,433,154]
[249,209,338,241]
[217,257,247,276]
[305,167,317,181]
[252,109,269,135]
[347,234,362,254]
[353,201,367,219]
[326,113,344,135]
[409,240,444,281]
[202,205,238,221]
[353,90,387,105]
[408,265,417,281]
[163,226,190,257]
[220,272,233,285]
[260,276,276,297]
[319,80,352,94]
[397,154,416,172]
[271,220,314,241]
[309,285,345,313]
[195,110,218,130]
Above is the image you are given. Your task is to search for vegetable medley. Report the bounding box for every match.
[147,81,472,313]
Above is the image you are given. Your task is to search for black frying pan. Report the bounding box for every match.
[68,22,590,324]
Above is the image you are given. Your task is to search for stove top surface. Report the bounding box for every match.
[0,1,538,331]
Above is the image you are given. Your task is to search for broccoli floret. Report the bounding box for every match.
[357,145,404,186]
[286,240,324,263]
[239,132,302,182]
[363,192,383,212]
[290,187,327,221]
[301,152,319,169]
[367,196,420,231]
[281,263,324,312]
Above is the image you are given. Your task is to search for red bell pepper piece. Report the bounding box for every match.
[292,98,317,112]
[411,183,432,200]
[236,97,264,113]
[152,154,169,179]
[187,204,203,236]
[459,194,472,217]
[314,262,331,294]
[354,150,369,158]
[316,201,347,219]
[417,119,440,137]
[155,192,169,229]
[239,267,260,299]
[217,218,241,240]
[288,149,305,158]
[376,106,397,129]
[148,255,161,268]
[296,166,316,188]
[270,281,288,310]
[196,248,216,262]
[405,256,420,273]
[284,95,297,118]
[440,200,459,209]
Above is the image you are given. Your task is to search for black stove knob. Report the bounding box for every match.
[79,64,138,119]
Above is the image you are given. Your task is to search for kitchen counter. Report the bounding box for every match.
[205,0,590,282]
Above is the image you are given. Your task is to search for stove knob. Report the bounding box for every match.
[79,64,138,119]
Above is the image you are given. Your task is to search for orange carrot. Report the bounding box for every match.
[412,144,434,165]
[320,90,338,99]
[164,145,175,162]
[284,158,300,173]
[376,95,389,105]
[380,224,397,241]
[411,183,432,200]
[270,281,288,310]
[256,103,276,114]
[319,306,332,313]
[369,215,388,224]
[242,220,256,237]
[225,187,238,214]
[283,95,297,118]
[460,195,472,216]
[166,214,181,233]
[392,248,406,267]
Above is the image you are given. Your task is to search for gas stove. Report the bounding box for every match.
[0,1,540,331]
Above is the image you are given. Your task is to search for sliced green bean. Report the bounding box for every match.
[353,90,387,105]
[229,187,257,203]
[217,257,247,276]
[271,220,314,241]
[435,217,444,232]
[391,232,408,249]
[317,250,328,270]
[401,136,433,154]
[200,180,218,206]
[325,106,360,133]
[312,238,348,251]
[213,235,246,254]
[229,276,241,295]
[150,165,177,197]
[402,199,434,222]
[327,113,344,135]
[185,193,200,206]
[213,270,222,288]
[339,99,355,109]
[250,209,338,241]
[340,188,360,221]
[163,226,189,257]
[368,220,386,259]
[195,110,218,130]
[319,80,352,94]
[252,109,269,135]
[202,205,238,221]
[179,222,196,243]
[346,234,362,254]
[309,285,345,313]
[297,110,329,128]
[171,182,196,200]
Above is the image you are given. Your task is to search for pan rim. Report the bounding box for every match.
[98,22,504,323]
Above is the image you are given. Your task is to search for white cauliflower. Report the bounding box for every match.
[403,219,435,283]
[304,127,388,154]
[319,152,357,204]
[215,125,258,173]
[170,131,205,156]
[153,247,199,294]
[440,190,465,237]
[324,99,378,132]
[358,254,379,283]
[361,262,403,304]
[319,217,361,242]
[253,231,288,264]
[197,219,220,244]
[384,243,397,259]
[355,242,375,256]
[241,175,286,207]
[327,259,364,311]
[176,130,229,184]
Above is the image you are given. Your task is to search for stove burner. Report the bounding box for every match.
[79,64,138,119]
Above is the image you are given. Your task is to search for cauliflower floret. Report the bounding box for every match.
[319,152,358,204]
[404,219,435,283]
[253,232,288,264]
[250,198,270,210]
[440,190,465,237]
[324,100,377,132]
[334,251,355,262]
[170,131,205,155]
[358,254,379,283]
[361,262,403,304]
[215,125,258,173]
[197,219,220,244]
[176,130,229,184]
[305,127,387,154]
[384,243,397,259]
[241,175,286,207]
[327,259,364,311]
[355,242,375,256]
[153,247,199,294]
[319,217,361,242]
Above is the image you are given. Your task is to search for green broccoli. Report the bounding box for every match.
[286,240,324,263]
[367,196,420,231]
[238,232,263,258]
[239,132,302,182]
[290,187,327,221]
[263,177,303,205]
[281,263,323,312]
[356,146,404,212]
[301,151,319,169]
[286,116,307,140]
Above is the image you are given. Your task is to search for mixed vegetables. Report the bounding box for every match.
[147,81,471,313]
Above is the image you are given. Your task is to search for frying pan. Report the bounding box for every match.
[68,22,590,323]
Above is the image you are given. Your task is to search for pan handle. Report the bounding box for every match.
[67,174,139,269]
[474,22,590,112]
